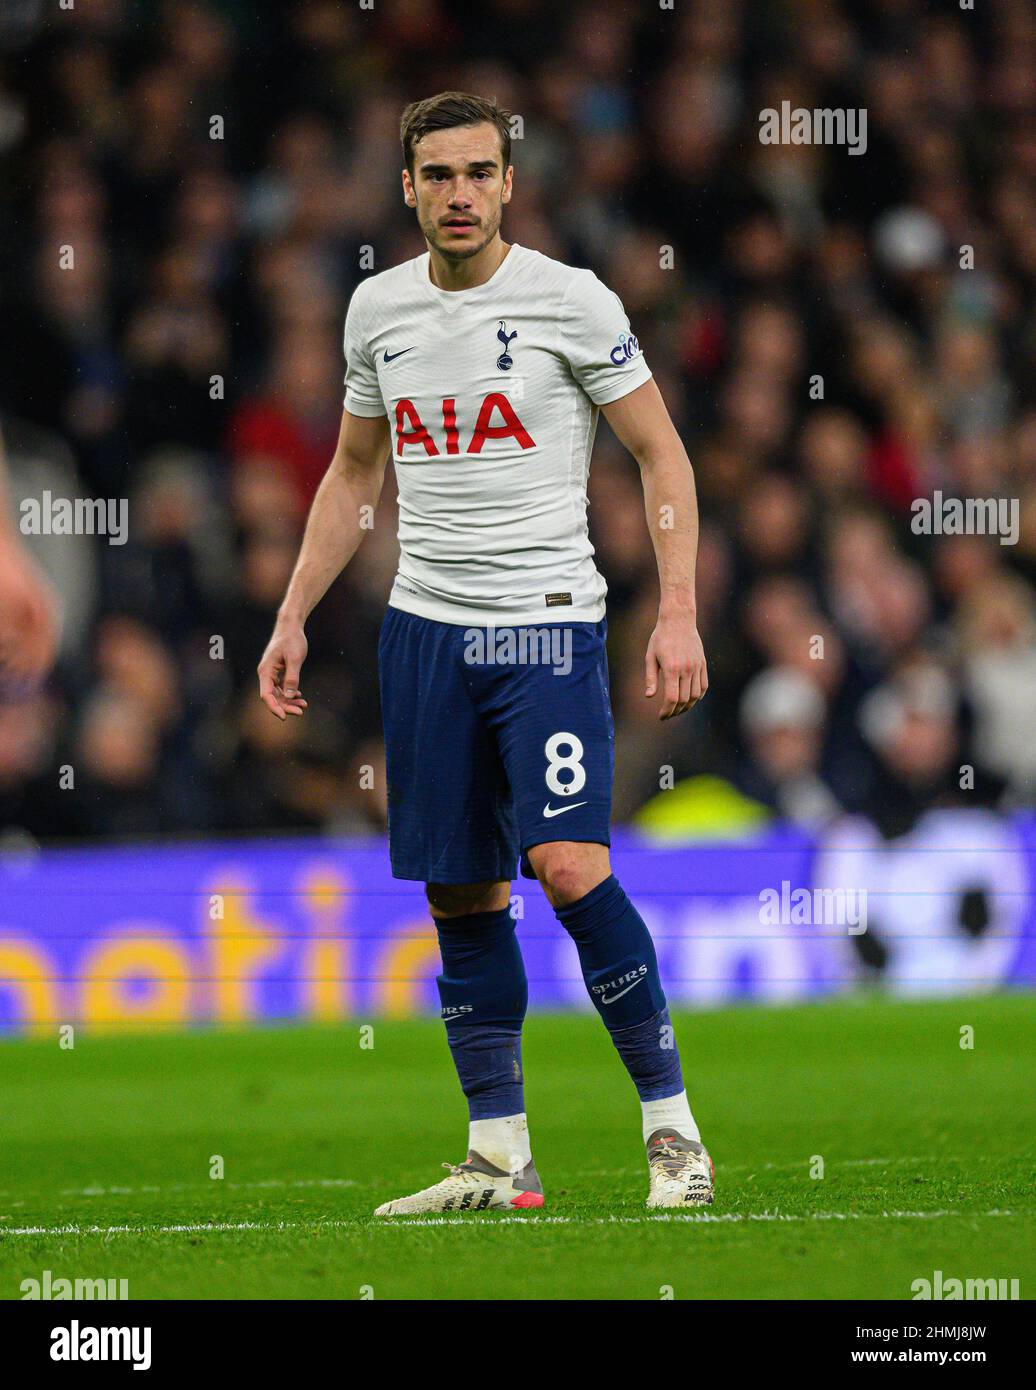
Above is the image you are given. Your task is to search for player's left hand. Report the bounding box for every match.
[645,612,708,720]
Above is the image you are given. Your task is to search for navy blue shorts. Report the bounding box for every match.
[377,607,615,883]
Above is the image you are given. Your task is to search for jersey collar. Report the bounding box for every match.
[417,242,523,313]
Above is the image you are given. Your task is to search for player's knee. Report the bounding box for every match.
[425,880,508,917]
[528,844,607,908]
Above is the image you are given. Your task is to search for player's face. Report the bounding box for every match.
[403,122,512,260]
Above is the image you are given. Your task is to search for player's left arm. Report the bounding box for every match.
[602,379,707,720]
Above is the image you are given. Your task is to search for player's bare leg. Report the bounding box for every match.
[527,841,714,1208]
[373,879,544,1216]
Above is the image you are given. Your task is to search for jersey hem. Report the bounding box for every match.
[387,589,606,627]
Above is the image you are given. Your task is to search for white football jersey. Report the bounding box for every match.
[343,243,651,626]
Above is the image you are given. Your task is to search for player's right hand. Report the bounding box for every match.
[257,622,309,721]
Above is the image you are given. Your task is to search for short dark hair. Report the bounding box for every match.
[400,91,512,177]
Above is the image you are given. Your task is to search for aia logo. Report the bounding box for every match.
[395,394,535,457]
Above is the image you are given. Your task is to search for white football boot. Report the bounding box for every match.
[645,1128,715,1208]
[374,1151,544,1216]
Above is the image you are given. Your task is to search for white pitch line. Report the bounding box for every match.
[584,1156,949,1179]
[2,1220,363,1237]
[367,1209,1018,1229]
[55,1178,358,1198]
[0,1209,1023,1237]
[0,1157,984,1202]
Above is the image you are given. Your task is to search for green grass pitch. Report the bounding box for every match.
[1,995,1033,1300]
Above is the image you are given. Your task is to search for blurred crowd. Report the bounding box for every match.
[3,0,1036,845]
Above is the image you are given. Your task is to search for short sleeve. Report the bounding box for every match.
[343,286,387,417]
[559,270,653,406]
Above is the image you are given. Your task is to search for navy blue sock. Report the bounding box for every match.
[610,1006,684,1101]
[555,875,684,1101]
[435,906,527,1121]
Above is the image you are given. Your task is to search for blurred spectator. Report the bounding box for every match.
[0,414,79,669]
[856,662,1001,839]
[0,0,1032,842]
[229,327,343,508]
[738,666,840,827]
[956,573,1036,798]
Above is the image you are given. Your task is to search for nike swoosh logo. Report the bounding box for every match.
[383,347,415,362]
[600,977,646,1005]
[542,800,588,818]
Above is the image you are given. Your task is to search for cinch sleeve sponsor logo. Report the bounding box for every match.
[609,331,641,366]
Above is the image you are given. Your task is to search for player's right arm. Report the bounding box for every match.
[257,407,390,720]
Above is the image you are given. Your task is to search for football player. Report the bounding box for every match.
[259,92,712,1214]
